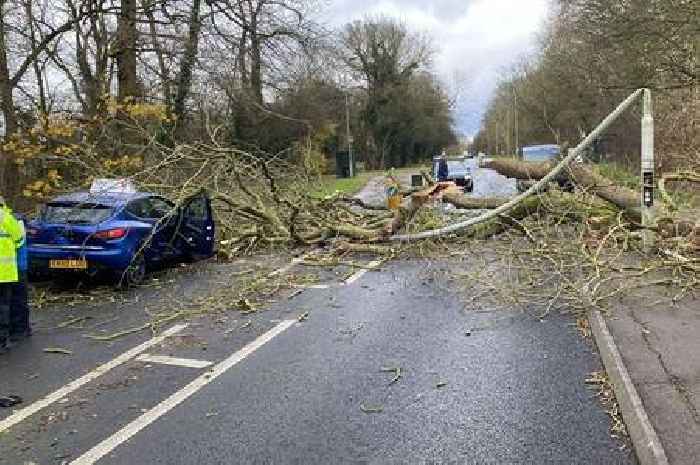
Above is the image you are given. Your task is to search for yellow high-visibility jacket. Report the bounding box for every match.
[0,205,23,283]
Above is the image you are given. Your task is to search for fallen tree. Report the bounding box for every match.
[483,158,699,243]
[483,158,640,220]
[13,94,695,255]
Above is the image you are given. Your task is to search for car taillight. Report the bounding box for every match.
[95,228,127,240]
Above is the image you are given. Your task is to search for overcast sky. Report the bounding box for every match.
[323,0,550,138]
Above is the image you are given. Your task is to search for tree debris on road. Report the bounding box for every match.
[42,347,73,355]
[359,403,384,414]
[380,366,402,385]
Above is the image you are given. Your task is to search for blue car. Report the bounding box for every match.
[27,190,215,287]
[521,144,561,162]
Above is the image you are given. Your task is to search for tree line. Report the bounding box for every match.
[473,0,698,174]
[0,1,456,201]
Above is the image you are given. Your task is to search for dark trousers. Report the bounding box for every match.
[0,284,12,341]
[10,271,29,335]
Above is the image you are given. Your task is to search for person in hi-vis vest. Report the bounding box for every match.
[11,213,31,342]
[0,196,24,353]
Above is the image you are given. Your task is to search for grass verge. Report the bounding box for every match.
[312,171,382,198]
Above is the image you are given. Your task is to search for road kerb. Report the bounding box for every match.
[589,310,669,465]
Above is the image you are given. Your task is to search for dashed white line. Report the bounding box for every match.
[0,323,188,434]
[344,260,383,285]
[70,319,297,465]
[135,354,213,369]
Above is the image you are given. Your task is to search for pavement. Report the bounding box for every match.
[602,299,700,465]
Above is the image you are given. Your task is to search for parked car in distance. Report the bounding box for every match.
[433,156,474,192]
[27,181,215,287]
[521,144,561,162]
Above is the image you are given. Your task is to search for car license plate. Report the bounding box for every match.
[49,259,88,269]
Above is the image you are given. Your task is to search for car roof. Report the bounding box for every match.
[433,156,467,161]
[49,191,154,207]
[523,144,560,151]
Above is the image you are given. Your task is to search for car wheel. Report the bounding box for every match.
[115,252,146,290]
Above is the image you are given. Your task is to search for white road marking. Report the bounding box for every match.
[70,319,296,465]
[295,283,331,290]
[135,354,213,369]
[344,260,383,285]
[0,324,188,434]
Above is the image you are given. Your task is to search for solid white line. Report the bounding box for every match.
[70,319,296,465]
[135,354,213,369]
[344,259,383,285]
[0,324,188,434]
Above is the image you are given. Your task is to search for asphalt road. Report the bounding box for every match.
[355,158,516,207]
[99,260,634,465]
[0,165,636,465]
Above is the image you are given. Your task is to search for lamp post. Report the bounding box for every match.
[641,88,655,250]
[345,92,354,177]
[512,85,518,155]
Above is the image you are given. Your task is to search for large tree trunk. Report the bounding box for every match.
[116,0,139,102]
[0,0,19,201]
[483,159,565,182]
[566,164,641,221]
[483,159,641,220]
[173,0,202,121]
[0,0,17,136]
[144,0,171,112]
[442,192,510,209]
[249,35,263,105]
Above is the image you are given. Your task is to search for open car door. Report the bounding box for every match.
[179,191,215,260]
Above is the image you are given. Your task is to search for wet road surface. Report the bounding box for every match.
[0,164,635,464]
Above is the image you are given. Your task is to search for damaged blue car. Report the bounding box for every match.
[26,183,215,287]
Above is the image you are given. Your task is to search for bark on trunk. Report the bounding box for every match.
[442,192,510,209]
[484,159,641,221]
[482,159,566,182]
[173,0,202,121]
[144,0,171,111]
[566,164,641,221]
[0,0,17,136]
[0,0,19,200]
[117,0,139,102]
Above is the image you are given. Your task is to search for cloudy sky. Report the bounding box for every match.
[323,0,550,137]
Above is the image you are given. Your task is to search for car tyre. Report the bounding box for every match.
[114,252,146,290]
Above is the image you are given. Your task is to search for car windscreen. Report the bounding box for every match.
[447,160,469,174]
[42,203,115,225]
